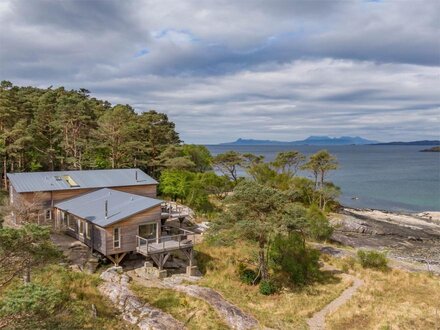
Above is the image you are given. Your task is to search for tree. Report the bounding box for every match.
[272,150,305,177]
[197,172,232,199]
[215,180,287,280]
[96,105,138,169]
[182,144,213,172]
[0,225,60,289]
[212,151,243,183]
[302,150,339,189]
[159,170,194,201]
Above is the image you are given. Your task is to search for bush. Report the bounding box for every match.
[357,250,388,270]
[306,206,333,241]
[269,233,320,285]
[237,263,259,285]
[259,279,278,295]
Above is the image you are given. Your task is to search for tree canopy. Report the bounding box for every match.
[0,81,181,187]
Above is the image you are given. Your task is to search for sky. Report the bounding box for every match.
[0,0,439,144]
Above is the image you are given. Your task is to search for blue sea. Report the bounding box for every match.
[206,145,440,212]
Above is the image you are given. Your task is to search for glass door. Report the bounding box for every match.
[138,223,157,245]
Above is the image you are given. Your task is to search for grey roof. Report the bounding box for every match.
[7,168,158,193]
[55,188,162,227]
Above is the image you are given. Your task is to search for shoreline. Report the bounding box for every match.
[330,206,440,274]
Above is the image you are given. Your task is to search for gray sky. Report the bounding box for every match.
[1,0,439,143]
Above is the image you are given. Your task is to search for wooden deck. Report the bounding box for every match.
[136,230,196,256]
[136,229,197,270]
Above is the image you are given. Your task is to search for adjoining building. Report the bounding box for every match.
[7,169,196,270]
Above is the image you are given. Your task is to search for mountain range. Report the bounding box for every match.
[220,136,379,146]
[219,136,440,146]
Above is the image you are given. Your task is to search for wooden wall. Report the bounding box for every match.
[104,205,161,255]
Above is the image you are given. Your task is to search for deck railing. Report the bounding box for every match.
[136,231,196,255]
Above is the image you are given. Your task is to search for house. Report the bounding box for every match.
[6,169,196,269]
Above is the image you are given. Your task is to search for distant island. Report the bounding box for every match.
[374,140,440,146]
[220,136,378,146]
[219,136,440,146]
[420,146,440,152]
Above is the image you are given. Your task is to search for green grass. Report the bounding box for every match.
[195,241,351,329]
[0,264,134,329]
[131,283,229,330]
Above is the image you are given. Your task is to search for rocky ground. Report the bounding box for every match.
[329,208,440,273]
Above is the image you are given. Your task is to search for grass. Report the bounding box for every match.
[0,264,135,329]
[326,256,440,330]
[195,241,352,329]
[131,283,229,330]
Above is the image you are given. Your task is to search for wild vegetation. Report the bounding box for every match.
[326,255,440,330]
[0,81,180,189]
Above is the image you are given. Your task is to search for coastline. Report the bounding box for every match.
[330,206,440,274]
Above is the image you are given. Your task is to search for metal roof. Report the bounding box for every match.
[55,188,162,227]
[7,168,158,193]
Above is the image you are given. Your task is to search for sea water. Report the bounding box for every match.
[206,145,440,212]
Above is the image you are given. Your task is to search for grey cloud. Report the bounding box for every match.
[0,0,439,143]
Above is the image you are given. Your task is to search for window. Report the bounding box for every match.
[86,222,91,239]
[78,219,84,236]
[113,227,121,249]
[62,175,80,187]
[67,214,74,230]
[139,223,156,239]
[45,209,52,220]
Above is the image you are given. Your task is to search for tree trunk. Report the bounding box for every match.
[3,156,7,190]
[258,247,268,280]
[22,265,30,284]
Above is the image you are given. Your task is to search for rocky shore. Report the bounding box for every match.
[330,208,440,273]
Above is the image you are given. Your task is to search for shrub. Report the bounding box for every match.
[237,263,259,285]
[306,206,333,241]
[357,249,388,270]
[269,233,320,285]
[259,279,278,295]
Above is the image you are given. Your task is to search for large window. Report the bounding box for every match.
[139,223,156,239]
[113,227,121,249]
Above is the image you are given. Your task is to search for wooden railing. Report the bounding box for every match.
[136,230,196,255]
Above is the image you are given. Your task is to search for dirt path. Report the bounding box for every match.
[129,271,259,330]
[307,274,363,330]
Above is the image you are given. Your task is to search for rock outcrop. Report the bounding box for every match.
[99,268,185,330]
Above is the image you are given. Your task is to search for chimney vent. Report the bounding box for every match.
[105,200,108,218]
[135,170,138,182]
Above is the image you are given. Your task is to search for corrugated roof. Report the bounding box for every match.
[55,188,162,227]
[7,168,158,193]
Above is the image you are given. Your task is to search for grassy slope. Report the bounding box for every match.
[326,256,440,330]
[0,265,134,329]
[195,242,351,329]
[131,284,230,330]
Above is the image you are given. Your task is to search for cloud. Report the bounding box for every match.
[0,0,439,143]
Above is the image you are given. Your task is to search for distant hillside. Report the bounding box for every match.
[374,140,440,146]
[220,136,378,146]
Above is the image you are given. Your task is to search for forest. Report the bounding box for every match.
[0,80,180,190]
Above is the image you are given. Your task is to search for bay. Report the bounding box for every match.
[206,145,440,212]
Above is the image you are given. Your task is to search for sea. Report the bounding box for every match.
[206,145,440,213]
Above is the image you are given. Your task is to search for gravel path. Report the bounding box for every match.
[307,274,363,330]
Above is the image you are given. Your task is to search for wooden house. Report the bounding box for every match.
[7,169,196,267]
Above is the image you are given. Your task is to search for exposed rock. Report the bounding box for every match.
[99,268,185,330]
[128,271,259,330]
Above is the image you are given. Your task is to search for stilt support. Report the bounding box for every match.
[107,253,127,266]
